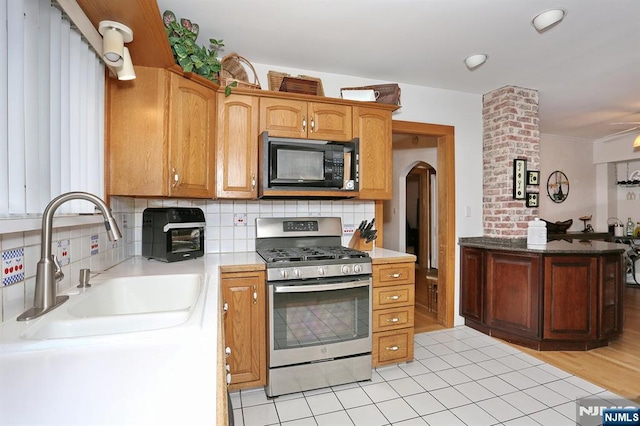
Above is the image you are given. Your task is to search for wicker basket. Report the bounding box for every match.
[267,70,324,96]
[219,53,261,90]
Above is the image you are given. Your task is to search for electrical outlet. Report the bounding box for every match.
[234,213,247,227]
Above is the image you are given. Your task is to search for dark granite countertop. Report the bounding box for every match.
[458,236,627,254]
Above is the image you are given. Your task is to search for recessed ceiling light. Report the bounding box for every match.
[532,9,566,32]
[464,54,488,70]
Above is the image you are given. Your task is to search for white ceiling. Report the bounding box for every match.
[157,0,640,141]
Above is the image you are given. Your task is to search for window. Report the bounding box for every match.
[0,0,104,215]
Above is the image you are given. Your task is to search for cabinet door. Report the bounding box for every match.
[460,247,484,323]
[216,93,259,198]
[308,102,352,141]
[107,66,169,196]
[259,97,307,138]
[544,256,597,340]
[221,270,266,389]
[168,73,216,198]
[599,254,623,339]
[486,251,541,338]
[353,106,393,199]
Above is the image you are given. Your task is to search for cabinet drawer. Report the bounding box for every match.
[373,284,415,309]
[373,306,414,332]
[372,328,414,366]
[374,263,414,286]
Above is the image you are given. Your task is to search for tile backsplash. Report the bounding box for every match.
[0,196,375,322]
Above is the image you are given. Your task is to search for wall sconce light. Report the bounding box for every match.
[464,54,488,70]
[633,134,640,149]
[98,20,135,80]
[116,47,136,81]
[532,9,566,32]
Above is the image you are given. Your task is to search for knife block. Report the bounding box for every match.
[348,230,374,251]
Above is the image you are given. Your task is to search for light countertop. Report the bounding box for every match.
[0,253,262,426]
[0,248,410,425]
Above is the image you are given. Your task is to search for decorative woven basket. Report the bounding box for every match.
[219,53,261,90]
[267,70,324,96]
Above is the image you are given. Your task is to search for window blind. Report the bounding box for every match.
[0,0,104,215]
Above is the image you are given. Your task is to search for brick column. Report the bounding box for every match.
[483,86,540,238]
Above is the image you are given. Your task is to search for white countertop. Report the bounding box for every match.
[0,248,410,425]
[0,253,263,426]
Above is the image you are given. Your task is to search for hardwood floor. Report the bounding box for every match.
[414,266,445,333]
[509,286,640,403]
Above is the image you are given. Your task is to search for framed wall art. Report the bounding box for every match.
[526,192,539,207]
[527,170,540,185]
[513,159,526,200]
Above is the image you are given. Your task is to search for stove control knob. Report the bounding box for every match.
[293,268,301,278]
[280,269,289,279]
[341,265,352,275]
[354,264,363,274]
[318,266,327,276]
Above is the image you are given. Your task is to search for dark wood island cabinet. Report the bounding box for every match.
[459,238,626,350]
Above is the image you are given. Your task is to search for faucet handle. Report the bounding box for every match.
[52,255,64,283]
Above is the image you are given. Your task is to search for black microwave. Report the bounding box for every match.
[142,208,206,262]
[260,131,359,193]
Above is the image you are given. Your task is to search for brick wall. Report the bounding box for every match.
[483,86,540,237]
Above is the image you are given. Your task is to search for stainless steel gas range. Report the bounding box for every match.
[256,217,373,397]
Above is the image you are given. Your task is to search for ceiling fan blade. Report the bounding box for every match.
[601,126,640,142]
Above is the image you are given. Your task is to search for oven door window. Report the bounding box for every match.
[170,228,201,253]
[272,279,370,351]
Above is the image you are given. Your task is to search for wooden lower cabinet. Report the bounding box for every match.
[372,261,415,366]
[486,252,540,339]
[459,246,624,350]
[220,270,266,390]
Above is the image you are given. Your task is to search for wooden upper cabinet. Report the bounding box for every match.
[353,106,393,200]
[107,67,215,198]
[259,97,352,141]
[168,72,216,198]
[216,93,259,199]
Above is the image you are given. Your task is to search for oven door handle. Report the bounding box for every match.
[273,280,370,293]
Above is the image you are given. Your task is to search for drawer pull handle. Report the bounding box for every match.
[387,273,402,278]
[223,302,228,314]
[225,364,232,385]
[385,345,400,351]
[302,116,306,132]
[386,295,400,300]
[386,317,400,323]
[225,346,232,358]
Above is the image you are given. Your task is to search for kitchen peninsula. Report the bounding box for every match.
[459,237,627,351]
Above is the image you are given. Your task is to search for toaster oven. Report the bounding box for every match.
[142,208,206,262]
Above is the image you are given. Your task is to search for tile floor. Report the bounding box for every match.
[230,325,635,425]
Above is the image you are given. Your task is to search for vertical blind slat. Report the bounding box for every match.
[0,0,9,213]
[49,6,62,200]
[0,0,104,216]
[7,0,26,213]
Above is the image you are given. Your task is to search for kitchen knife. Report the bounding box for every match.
[363,218,375,233]
[358,220,367,232]
[365,230,377,243]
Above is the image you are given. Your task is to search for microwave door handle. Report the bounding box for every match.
[274,279,370,294]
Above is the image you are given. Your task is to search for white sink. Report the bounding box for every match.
[21,274,204,340]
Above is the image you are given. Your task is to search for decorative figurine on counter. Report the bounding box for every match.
[579,215,593,233]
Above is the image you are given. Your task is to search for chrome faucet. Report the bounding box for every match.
[17,192,122,321]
